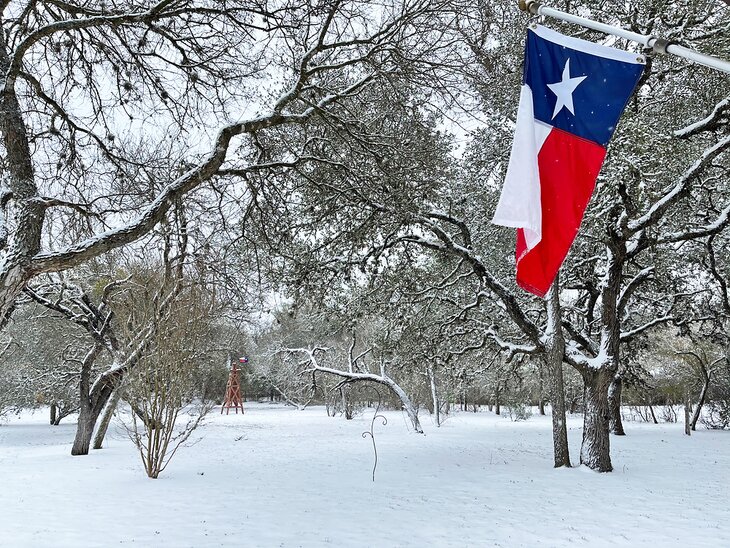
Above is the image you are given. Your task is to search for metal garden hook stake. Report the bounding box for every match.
[362,388,387,482]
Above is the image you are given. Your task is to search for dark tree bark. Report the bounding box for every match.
[72,375,119,455]
[50,403,57,426]
[608,376,626,435]
[648,404,658,424]
[72,403,98,456]
[71,344,113,455]
[580,368,614,472]
[545,355,571,467]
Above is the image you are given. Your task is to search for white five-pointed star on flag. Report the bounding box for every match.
[547,58,587,119]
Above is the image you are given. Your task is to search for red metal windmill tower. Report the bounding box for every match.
[221,357,247,415]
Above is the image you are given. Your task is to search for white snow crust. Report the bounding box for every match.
[1,403,728,547]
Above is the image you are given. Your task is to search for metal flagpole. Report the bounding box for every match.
[519,1,730,74]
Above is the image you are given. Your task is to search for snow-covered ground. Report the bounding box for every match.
[1,403,728,547]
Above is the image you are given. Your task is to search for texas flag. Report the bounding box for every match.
[492,25,644,297]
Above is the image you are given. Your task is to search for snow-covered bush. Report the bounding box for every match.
[506,401,533,422]
[504,383,533,421]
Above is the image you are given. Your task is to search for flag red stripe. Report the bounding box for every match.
[516,127,606,297]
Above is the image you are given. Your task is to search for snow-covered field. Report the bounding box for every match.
[1,403,729,547]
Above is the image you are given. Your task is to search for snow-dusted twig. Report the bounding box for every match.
[674,96,729,139]
[627,133,730,234]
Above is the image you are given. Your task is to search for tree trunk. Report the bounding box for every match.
[72,346,104,455]
[0,262,30,329]
[340,386,353,420]
[580,368,613,472]
[690,370,710,431]
[545,277,570,468]
[71,347,117,455]
[647,404,658,424]
[72,389,115,455]
[428,365,441,427]
[72,398,99,456]
[495,400,500,415]
[538,366,546,415]
[93,387,122,450]
[608,376,626,435]
[684,390,692,436]
[386,379,423,433]
[50,403,57,426]
[0,39,45,326]
[575,232,624,472]
[546,357,570,467]
[325,398,336,417]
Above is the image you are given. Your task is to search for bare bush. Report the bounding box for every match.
[122,283,215,478]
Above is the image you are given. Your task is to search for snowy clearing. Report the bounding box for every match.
[1,403,729,547]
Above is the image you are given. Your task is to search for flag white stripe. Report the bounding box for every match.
[492,85,545,250]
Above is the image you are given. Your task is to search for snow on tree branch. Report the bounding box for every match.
[282,346,423,433]
[627,133,730,234]
[674,96,729,139]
